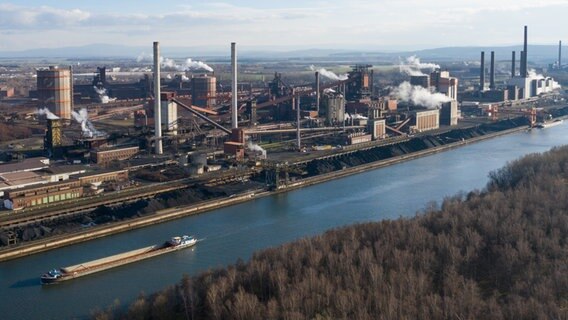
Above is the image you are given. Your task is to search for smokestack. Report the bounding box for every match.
[490,51,495,90]
[315,71,320,113]
[153,41,163,155]
[520,50,525,78]
[559,40,562,69]
[296,95,301,150]
[231,42,238,129]
[511,51,516,78]
[480,51,485,91]
[523,25,528,78]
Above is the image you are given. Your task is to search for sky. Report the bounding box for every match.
[0,0,567,51]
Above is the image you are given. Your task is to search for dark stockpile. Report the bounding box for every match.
[93,144,567,319]
[307,118,530,176]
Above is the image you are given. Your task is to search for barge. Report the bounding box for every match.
[40,235,197,284]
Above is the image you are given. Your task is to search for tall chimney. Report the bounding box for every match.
[231,42,238,129]
[559,40,562,69]
[315,71,320,113]
[520,50,525,78]
[480,51,485,91]
[511,51,516,78]
[523,25,528,78]
[489,51,495,90]
[153,41,163,155]
[296,95,301,150]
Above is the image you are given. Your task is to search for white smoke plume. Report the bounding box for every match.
[166,74,172,80]
[93,86,116,104]
[392,81,451,109]
[136,52,152,63]
[182,58,214,72]
[181,75,190,81]
[310,65,348,81]
[137,53,214,72]
[528,69,544,79]
[72,108,103,138]
[37,107,59,120]
[160,57,214,72]
[399,55,440,76]
[247,142,267,159]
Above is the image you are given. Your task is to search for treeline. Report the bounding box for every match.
[93,146,568,319]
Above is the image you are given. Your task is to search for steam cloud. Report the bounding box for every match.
[72,108,103,138]
[37,107,59,120]
[392,81,451,109]
[528,69,562,89]
[399,55,440,76]
[247,142,267,159]
[310,65,348,81]
[93,86,116,104]
[137,53,213,72]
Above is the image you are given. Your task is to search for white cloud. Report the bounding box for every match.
[0,1,567,50]
[0,3,90,29]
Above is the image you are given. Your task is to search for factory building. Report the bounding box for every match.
[90,146,139,165]
[411,109,439,132]
[160,92,178,135]
[368,119,386,140]
[440,101,458,126]
[37,66,73,119]
[321,92,346,125]
[430,70,458,101]
[3,180,83,210]
[2,169,128,210]
[191,75,216,108]
[0,86,15,98]
[346,65,373,101]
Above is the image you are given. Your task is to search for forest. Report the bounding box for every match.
[93,146,568,319]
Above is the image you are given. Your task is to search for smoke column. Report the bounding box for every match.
[71,108,103,138]
[247,142,267,158]
[309,65,348,81]
[93,86,116,104]
[37,107,59,120]
[399,56,440,76]
[392,82,451,109]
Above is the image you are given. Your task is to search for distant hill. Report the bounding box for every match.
[0,44,562,63]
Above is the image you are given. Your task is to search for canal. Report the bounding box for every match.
[1,124,566,319]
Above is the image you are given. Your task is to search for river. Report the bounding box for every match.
[1,124,567,319]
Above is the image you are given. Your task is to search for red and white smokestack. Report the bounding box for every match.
[153,41,163,155]
[231,42,238,129]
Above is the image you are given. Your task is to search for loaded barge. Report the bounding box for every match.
[40,235,197,284]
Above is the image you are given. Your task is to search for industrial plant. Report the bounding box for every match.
[0,25,566,249]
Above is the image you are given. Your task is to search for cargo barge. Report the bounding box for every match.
[40,235,197,284]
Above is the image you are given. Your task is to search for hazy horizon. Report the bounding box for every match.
[0,1,566,52]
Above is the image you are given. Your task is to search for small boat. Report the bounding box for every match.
[40,269,63,284]
[168,235,197,248]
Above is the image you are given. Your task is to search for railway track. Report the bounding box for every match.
[0,169,256,229]
[0,182,188,229]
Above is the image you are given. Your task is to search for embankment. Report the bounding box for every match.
[0,118,531,261]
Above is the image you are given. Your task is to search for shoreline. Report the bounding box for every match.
[0,124,529,262]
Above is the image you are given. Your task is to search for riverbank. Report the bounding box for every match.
[0,122,531,261]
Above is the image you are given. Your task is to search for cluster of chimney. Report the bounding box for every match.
[480,26,530,91]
